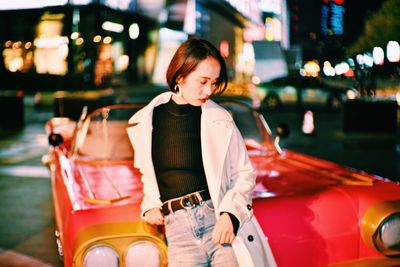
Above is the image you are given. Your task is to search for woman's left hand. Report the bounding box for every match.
[212,213,235,244]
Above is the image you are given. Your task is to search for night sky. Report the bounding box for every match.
[342,0,386,45]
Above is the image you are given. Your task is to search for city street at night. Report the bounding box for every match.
[1,0,400,266]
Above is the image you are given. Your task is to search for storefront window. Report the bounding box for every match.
[34,36,69,75]
[2,41,34,72]
[34,16,68,75]
[95,43,113,86]
[93,38,130,86]
[0,4,156,88]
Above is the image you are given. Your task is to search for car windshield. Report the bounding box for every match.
[74,104,142,160]
[73,101,277,161]
[218,101,277,155]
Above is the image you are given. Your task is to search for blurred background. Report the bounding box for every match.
[0,0,398,96]
[0,0,399,265]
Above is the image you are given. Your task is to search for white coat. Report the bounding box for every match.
[127,92,276,267]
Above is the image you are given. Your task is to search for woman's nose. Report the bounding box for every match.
[203,83,213,96]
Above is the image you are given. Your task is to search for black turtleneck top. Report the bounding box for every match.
[151,97,239,234]
[151,98,208,202]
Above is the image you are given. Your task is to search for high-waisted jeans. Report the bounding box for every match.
[164,199,239,267]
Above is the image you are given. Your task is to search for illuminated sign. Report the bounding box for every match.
[321,0,345,35]
[330,3,344,35]
[71,0,91,4]
[225,0,262,25]
[0,0,67,10]
[259,0,281,14]
[104,0,130,10]
[136,0,165,19]
[265,17,282,41]
[0,0,136,11]
[321,4,329,35]
[183,0,196,34]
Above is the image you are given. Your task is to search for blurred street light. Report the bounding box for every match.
[129,23,140,40]
[372,47,384,65]
[387,41,400,62]
[363,52,373,67]
[102,21,124,33]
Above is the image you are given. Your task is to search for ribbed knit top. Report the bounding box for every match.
[151,97,208,202]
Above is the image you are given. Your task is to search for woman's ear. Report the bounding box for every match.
[176,76,184,84]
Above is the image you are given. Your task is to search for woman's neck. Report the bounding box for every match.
[171,94,188,105]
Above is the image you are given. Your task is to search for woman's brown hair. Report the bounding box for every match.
[166,37,228,95]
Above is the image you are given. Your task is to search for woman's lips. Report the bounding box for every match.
[199,97,208,103]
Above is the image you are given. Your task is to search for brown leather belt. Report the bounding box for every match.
[161,190,211,216]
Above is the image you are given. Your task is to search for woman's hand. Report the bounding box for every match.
[143,208,164,225]
[212,212,235,244]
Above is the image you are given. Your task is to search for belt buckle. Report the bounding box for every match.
[180,195,196,210]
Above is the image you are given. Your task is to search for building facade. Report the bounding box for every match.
[0,0,267,91]
[0,1,159,91]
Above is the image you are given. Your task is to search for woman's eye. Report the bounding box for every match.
[200,81,207,85]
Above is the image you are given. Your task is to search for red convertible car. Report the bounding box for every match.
[43,101,400,267]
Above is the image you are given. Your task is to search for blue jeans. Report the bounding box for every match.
[164,199,239,267]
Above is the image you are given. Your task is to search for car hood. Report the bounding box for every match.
[251,149,390,198]
[69,159,144,210]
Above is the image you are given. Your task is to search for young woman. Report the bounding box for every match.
[127,37,276,267]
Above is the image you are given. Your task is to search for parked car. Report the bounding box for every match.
[43,101,400,267]
[42,104,167,267]
[256,76,358,111]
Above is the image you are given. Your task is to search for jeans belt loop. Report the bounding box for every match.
[195,191,203,205]
[168,199,173,214]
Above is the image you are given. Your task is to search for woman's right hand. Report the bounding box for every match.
[144,208,164,225]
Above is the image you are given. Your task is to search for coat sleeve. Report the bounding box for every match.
[126,125,163,219]
[216,122,256,226]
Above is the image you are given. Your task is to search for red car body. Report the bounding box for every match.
[44,102,400,267]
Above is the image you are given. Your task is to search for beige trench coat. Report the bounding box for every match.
[127,92,276,267]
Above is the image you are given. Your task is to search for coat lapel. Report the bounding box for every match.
[201,100,233,205]
[127,92,173,192]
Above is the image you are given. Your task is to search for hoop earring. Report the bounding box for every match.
[173,84,182,97]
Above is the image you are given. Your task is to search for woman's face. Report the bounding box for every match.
[173,57,221,106]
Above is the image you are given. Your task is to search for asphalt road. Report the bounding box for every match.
[0,93,398,266]
[0,108,62,266]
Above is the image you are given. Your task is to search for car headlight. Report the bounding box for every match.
[83,245,119,267]
[126,241,161,267]
[362,200,400,256]
[380,214,400,248]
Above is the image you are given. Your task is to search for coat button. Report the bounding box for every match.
[247,204,252,211]
[248,235,254,242]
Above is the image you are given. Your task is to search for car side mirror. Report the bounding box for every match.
[48,133,64,147]
[276,123,290,139]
